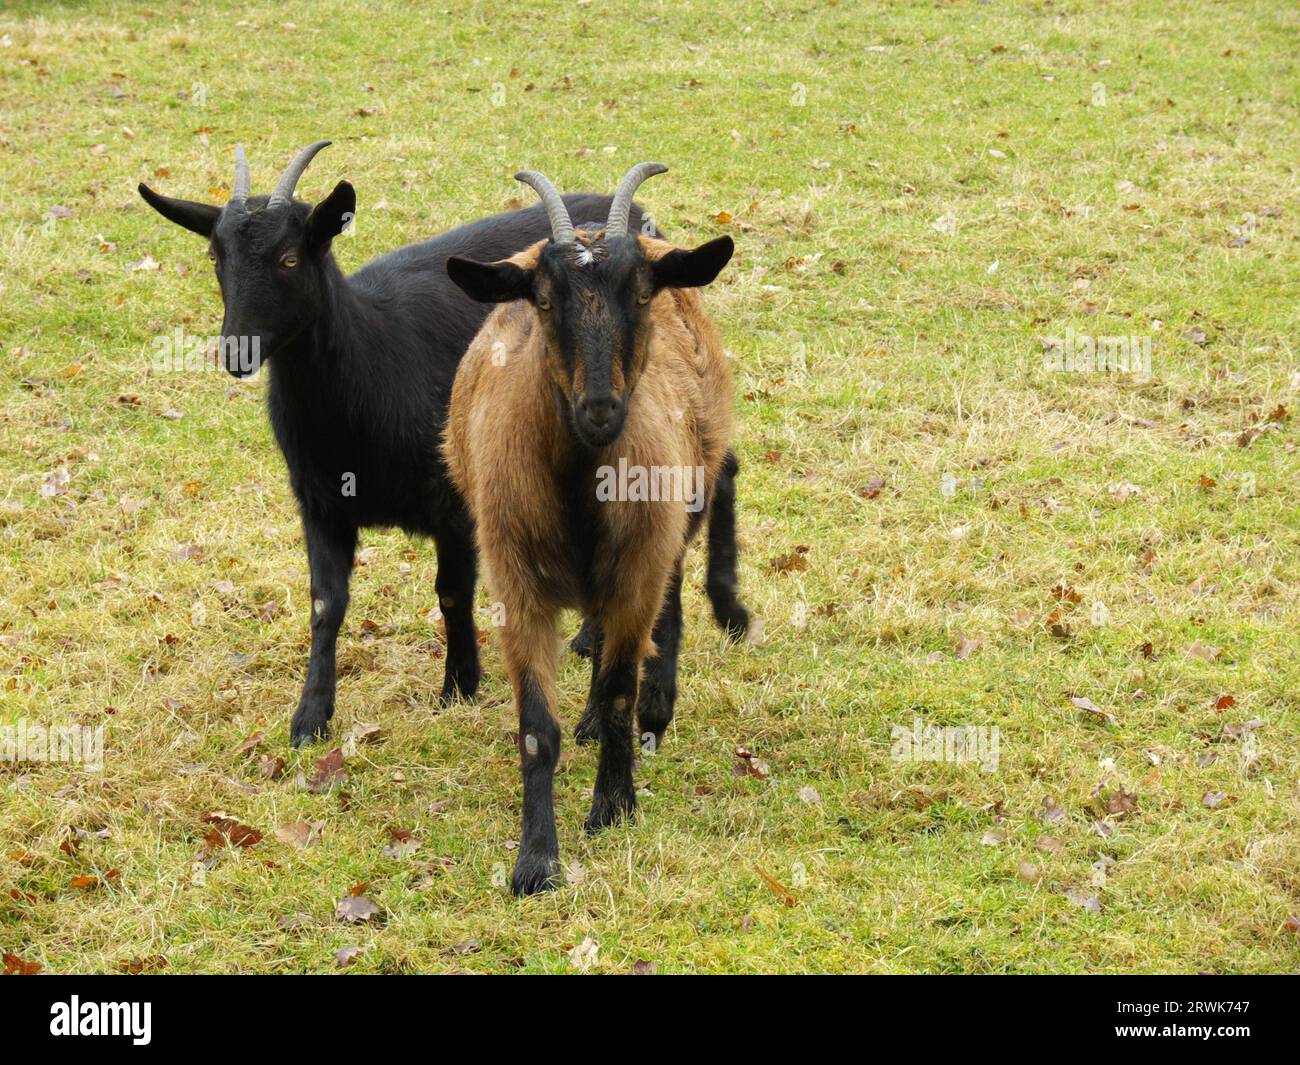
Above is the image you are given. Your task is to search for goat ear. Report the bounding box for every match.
[446,257,533,303]
[651,235,734,290]
[307,181,356,249]
[138,184,220,238]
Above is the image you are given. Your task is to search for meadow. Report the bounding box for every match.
[0,0,1297,973]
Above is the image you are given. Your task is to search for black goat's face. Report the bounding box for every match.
[137,143,354,377]
[448,231,734,449]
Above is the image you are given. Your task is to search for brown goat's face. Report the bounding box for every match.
[138,182,356,377]
[448,233,734,449]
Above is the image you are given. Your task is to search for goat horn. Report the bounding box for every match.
[606,161,667,238]
[230,143,251,208]
[267,140,331,209]
[515,170,575,245]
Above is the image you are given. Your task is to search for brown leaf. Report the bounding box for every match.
[1185,640,1221,662]
[117,955,167,974]
[335,894,380,923]
[203,816,263,849]
[274,820,324,849]
[1201,791,1229,809]
[1212,694,1235,710]
[1197,474,1216,491]
[1039,796,1067,823]
[858,477,886,500]
[1070,694,1117,726]
[734,746,770,779]
[1104,787,1139,818]
[307,748,347,793]
[754,865,797,907]
[954,635,984,660]
[234,731,265,757]
[765,545,809,575]
[69,875,100,890]
[1052,584,1083,604]
[1017,860,1041,884]
[631,959,657,975]
[3,951,42,975]
[258,754,286,780]
[335,945,364,967]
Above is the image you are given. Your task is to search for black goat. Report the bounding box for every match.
[138,141,648,746]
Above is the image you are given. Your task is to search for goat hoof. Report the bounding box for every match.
[289,706,331,747]
[636,682,675,744]
[569,619,596,659]
[439,668,480,707]
[585,788,636,835]
[715,600,751,643]
[573,704,600,745]
[511,853,561,897]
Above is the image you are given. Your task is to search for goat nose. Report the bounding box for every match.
[579,394,619,428]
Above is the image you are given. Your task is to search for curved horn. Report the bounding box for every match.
[515,169,575,245]
[230,143,251,208]
[606,161,667,238]
[267,140,331,209]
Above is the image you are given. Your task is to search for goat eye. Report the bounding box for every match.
[637,292,651,305]
[537,296,552,311]
[280,253,300,269]
[207,249,216,263]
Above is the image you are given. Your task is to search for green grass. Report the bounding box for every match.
[1,0,1298,974]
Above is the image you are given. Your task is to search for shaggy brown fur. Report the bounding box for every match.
[443,232,738,894]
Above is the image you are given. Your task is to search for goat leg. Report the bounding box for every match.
[289,517,357,747]
[637,561,683,747]
[574,623,603,744]
[585,631,644,835]
[705,449,751,641]
[502,608,562,896]
[433,517,481,704]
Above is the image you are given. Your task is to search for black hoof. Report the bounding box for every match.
[713,599,751,643]
[439,665,480,707]
[636,681,675,745]
[570,619,597,659]
[585,788,635,835]
[511,852,560,897]
[289,704,331,748]
[574,702,600,745]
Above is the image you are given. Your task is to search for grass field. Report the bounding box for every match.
[1,0,1297,974]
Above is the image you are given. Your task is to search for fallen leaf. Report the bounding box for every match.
[1186,640,1221,662]
[307,748,347,793]
[568,936,600,972]
[2,951,42,975]
[335,945,364,967]
[1017,860,1041,884]
[755,865,797,906]
[1070,694,1117,726]
[334,894,380,923]
[274,820,324,849]
[1039,796,1067,823]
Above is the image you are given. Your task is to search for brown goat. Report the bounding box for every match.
[443,163,747,894]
